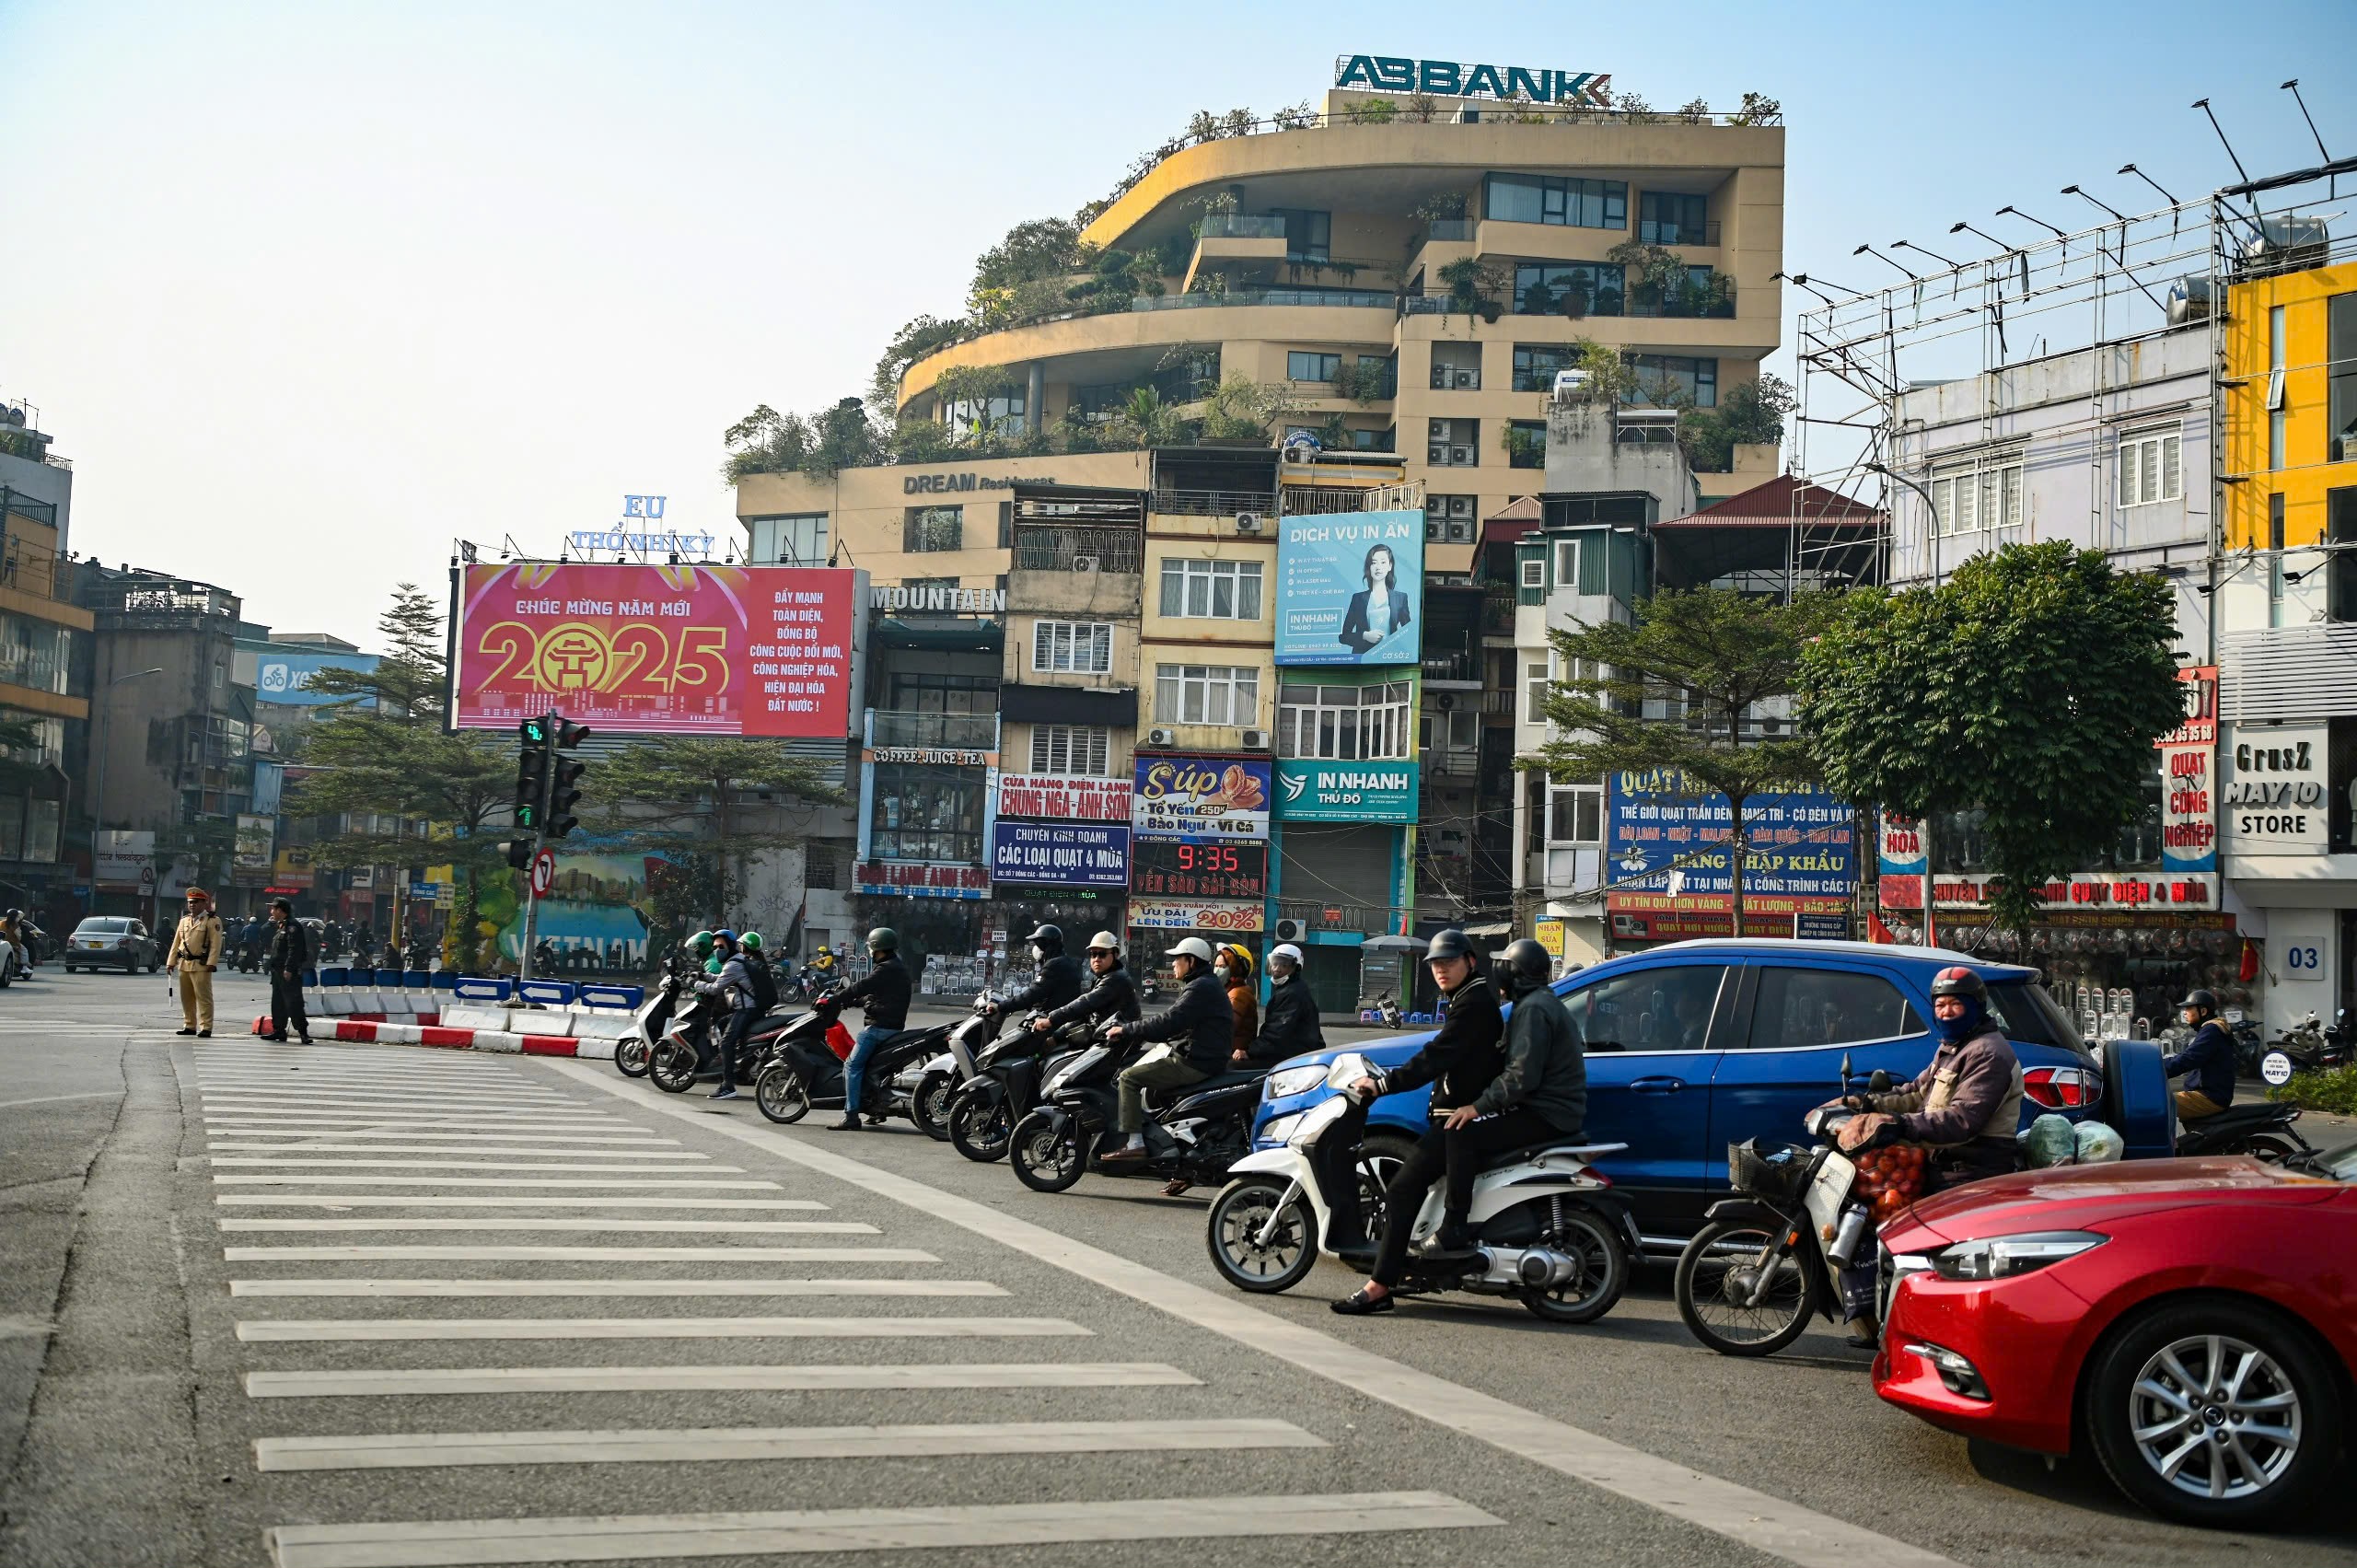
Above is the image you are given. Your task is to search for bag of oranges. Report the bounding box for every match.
[1852,1142,1927,1220]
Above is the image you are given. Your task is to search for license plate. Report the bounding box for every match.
[81,940,104,949]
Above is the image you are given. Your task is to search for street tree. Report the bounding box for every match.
[301,582,446,724]
[1530,588,1841,935]
[1797,540,2185,938]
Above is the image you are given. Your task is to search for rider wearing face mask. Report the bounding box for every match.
[1035,931,1141,1033]
[988,923,1088,1022]
[1836,965,2025,1190]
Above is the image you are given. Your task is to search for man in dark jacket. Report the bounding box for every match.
[990,923,1087,1021]
[1036,931,1141,1032]
[830,928,913,1132]
[264,898,311,1044]
[1243,942,1325,1065]
[1840,965,2023,1188]
[2163,987,2236,1121]
[697,929,755,1102]
[1333,927,1507,1314]
[1102,937,1229,1160]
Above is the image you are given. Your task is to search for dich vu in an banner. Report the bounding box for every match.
[1275,510,1424,667]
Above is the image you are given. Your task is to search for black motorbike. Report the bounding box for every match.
[647,980,799,1096]
[749,994,956,1129]
[947,1012,1091,1163]
[1005,1024,1268,1194]
[2175,1100,2316,1163]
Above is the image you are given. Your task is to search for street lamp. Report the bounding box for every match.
[89,667,164,914]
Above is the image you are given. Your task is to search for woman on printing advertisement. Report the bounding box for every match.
[1336,543,1411,657]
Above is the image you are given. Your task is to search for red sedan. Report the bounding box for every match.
[1873,1144,2356,1528]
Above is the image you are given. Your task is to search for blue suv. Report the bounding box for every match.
[1250,939,2174,1258]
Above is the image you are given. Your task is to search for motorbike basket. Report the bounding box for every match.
[1727,1138,1810,1204]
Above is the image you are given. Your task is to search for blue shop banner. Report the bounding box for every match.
[1275,509,1424,666]
[1274,759,1420,823]
[989,820,1131,889]
[1608,769,1856,899]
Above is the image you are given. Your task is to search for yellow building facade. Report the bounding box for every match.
[2223,257,2357,556]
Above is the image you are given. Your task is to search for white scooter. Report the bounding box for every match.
[898,992,1004,1142]
[1204,1053,1638,1324]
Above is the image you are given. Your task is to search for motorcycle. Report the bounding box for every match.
[948,1012,1093,1163]
[749,995,950,1129]
[1671,1059,1893,1358]
[1203,1051,1636,1324]
[1004,1024,1267,1196]
[898,993,1004,1144]
[2270,1011,2349,1074]
[1356,991,1402,1028]
[2175,1093,2316,1164]
[616,956,694,1078]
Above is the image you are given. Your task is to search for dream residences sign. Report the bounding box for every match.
[1275,510,1423,667]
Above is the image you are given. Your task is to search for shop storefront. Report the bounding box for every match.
[1271,761,1417,1016]
[1601,772,1856,952]
[988,769,1132,995]
[2218,718,2357,1037]
[1130,750,1271,979]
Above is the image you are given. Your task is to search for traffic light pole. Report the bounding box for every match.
[517,708,556,987]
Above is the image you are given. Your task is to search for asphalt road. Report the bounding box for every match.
[0,966,2351,1567]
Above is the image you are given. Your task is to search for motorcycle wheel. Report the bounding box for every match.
[948,1086,1013,1163]
[912,1072,954,1142]
[1204,1177,1317,1294]
[648,1040,697,1095]
[2240,1132,2305,1165]
[1674,1219,1817,1357]
[754,1064,810,1125]
[1521,1209,1629,1324]
[1009,1111,1086,1193]
[613,1036,650,1079]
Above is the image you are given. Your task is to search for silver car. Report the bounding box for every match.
[64,916,161,974]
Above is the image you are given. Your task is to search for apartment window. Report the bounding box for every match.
[1929,455,2026,537]
[1514,262,1623,318]
[1155,664,1260,726]
[1526,657,1552,723]
[940,390,1026,438]
[1426,417,1479,468]
[1028,724,1111,775]
[748,512,830,564]
[1626,354,1717,408]
[2268,303,2287,470]
[1554,540,1582,587]
[1637,192,1709,246]
[1158,558,1263,620]
[1519,559,1545,591]
[1547,779,1604,844]
[868,763,985,865]
[2118,426,2183,507]
[1512,343,1578,392]
[1505,419,1547,470]
[1286,351,1342,384]
[1032,621,1113,675]
[1269,207,1331,262]
[2269,493,2288,628]
[1485,172,1627,231]
[903,506,963,552]
[2329,292,2357,463]
[1278,679,1413,761]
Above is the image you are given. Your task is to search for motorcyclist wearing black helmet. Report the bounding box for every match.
[1332,927,1510,1315]
[2163,987,2236,1121]
[1035,931,1140,1033]
[830,927,911,1131]
[988,923,1086,1021]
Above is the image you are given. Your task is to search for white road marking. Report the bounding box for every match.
[237,1316,1088,1342]
[200,1096,589,1111]
[264,1493,1492,1567]
[203,1112,628,1128]
[204,1123,666,1141]
[229,1278,1005,1299]
[207,1158,738,1174]
[214,1195,825,1210]
[213,1176,779,1190]
[218,1219,874,1235]
[223,1245,937,1261]
[245,1361,1194,1398]
[207,1143,702,1158]
[0,1090,121,1109]
[560,1058,1967,1568]
[254,1416,1321,1471]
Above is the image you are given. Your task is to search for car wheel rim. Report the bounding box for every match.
[2130,1332,2303,1501]
[1218,1191,1303,1278]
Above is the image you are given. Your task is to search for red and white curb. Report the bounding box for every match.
[247,1016,619,1057]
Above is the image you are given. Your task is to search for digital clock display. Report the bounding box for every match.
[1130,841,1268,900]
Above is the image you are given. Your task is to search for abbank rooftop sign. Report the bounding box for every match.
[1332,54,1612,107]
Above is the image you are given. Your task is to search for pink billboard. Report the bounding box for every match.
[451,563,856,737]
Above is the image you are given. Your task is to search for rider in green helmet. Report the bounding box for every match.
[688,929,715,960]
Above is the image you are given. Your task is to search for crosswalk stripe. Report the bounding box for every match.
[201,1096,589,1111]
[207,1144,702,1158]
[236,1316,1088,1342]
[263,1492,1492,1566]
[228,1278,1003,1298]
[219,1219,875,1235]
[200,1073,565,1087]
[214,1195,825,1210]
[254,1416,1321,1471]
[245,1361,1194,1399]
[223,1245,936,1261]
[204,1112,628,1127]
[208,1159,738,1174]
[205,1123,663,1140]
[213,1177,780,1190]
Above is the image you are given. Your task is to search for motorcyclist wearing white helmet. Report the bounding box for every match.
[1241,942,1324,1065]
[1102,936,1230,1161]
[1035,931,1141,1033]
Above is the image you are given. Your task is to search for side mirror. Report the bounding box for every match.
[1868,1068,1892,1093]
[1838,1051,1853,1088]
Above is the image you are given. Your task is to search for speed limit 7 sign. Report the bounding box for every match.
[529,848,556,898]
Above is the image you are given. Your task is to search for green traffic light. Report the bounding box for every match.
[520,717,550,743]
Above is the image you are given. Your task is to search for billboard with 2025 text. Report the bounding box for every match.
[1275,509,1423,667]
[449,563,857,737]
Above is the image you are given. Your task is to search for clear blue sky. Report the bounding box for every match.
[3,0,2349,645]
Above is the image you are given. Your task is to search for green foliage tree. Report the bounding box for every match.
[300,582,445,723]
[867,314,968,419]
[1679,373,1795,473]
[1797,541,2185,935]
[722,399,883,484]
[1196,374,1298,442]
[1530,588,1844,935]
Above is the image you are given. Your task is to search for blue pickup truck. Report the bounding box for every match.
[1251,939,2175,1259]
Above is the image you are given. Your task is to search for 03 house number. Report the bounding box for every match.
[2286,946,2323,971]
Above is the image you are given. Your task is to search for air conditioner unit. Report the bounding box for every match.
[1235,513,1264,535]
[1453,369,1478,389]
[1145,727,1178,748]
[1273,918,1306,942]
[1429,368,1451,390]
[1071,555,1099,574]
[1446,518,1473,543]
[1239,727,1271,750]
[1450,446,1474,464]
[1424,517,1443,542]
[1427,447,1449,465]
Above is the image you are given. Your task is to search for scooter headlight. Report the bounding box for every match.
[1264,1064,1329,1099]
[1287,1096,1349,1148]
[1257,1113,1301,1148]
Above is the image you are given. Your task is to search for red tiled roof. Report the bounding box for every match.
[1662,474,1884,529]
[1479,494,1542,543]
